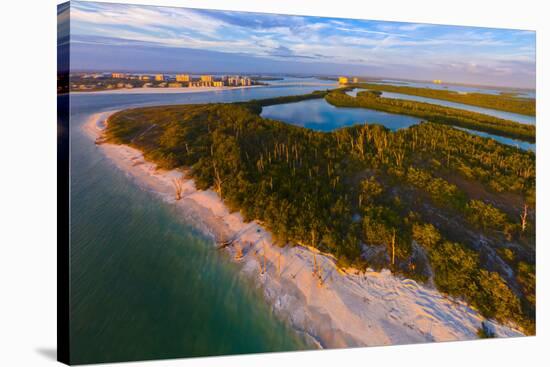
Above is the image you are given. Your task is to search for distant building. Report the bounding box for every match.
[139,75,151,81]
[155,74,165,81]
[227,76,239,86]
[124,84,134,89]
[338,76,349,85]
[240,77,251,86]
[168,82,183,88]
[189,81,208,87]
[213,81,223,87]
[352,77,359,83]
[200,75,213,82]
[176,74,191,82]
[433,79,442,84]
[111,73,126,79]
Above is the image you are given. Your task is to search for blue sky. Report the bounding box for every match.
[68,1,536,88]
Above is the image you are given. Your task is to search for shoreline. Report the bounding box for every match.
[71,85,264,95]
[82,110,524,348]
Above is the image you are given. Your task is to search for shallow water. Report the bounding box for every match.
[68,84,329,364]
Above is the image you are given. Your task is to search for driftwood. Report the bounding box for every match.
[216,239,234,250]
[235,246,243,260]
[95,136,107,145]
[172,176,185,200]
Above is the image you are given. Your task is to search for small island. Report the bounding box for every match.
[103,89,535,336]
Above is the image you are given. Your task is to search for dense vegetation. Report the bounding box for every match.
[326,89,535,142]
[105,93,535,334]
[238,90,329,114]
[347,82,536,116]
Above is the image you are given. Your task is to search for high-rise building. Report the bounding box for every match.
[227,76,239,86]
[176,74,191,82]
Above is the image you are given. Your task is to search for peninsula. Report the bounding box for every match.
[98,91,535,337]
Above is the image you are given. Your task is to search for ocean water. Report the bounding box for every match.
[68,85,329,364]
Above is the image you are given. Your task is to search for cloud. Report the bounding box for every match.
[68,1,535,88]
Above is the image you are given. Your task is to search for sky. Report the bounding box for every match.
[67,1,536,88]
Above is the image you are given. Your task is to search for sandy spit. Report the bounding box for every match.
[81,110,524,349]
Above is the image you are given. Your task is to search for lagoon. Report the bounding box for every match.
[262,93,534,151]
[261,98,421,131]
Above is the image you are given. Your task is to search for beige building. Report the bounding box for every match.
[227,76,239,86]
[139,75,151,81]
[176,74,191,82]
[111,73,126,79]
[338,76,349,85]
[352,77,359,83]
[213,81,224,87]
[200,75,213,82]
[155,74,165,81]
[168,82,183,88]
[433,79,442,84]
[189,81,210,87]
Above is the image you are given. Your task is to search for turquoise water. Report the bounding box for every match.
[261,98,421,131]
[69,84,328,364]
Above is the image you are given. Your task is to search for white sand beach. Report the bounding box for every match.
[82,110,524,349]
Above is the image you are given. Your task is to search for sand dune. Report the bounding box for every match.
[82,110,524,349]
